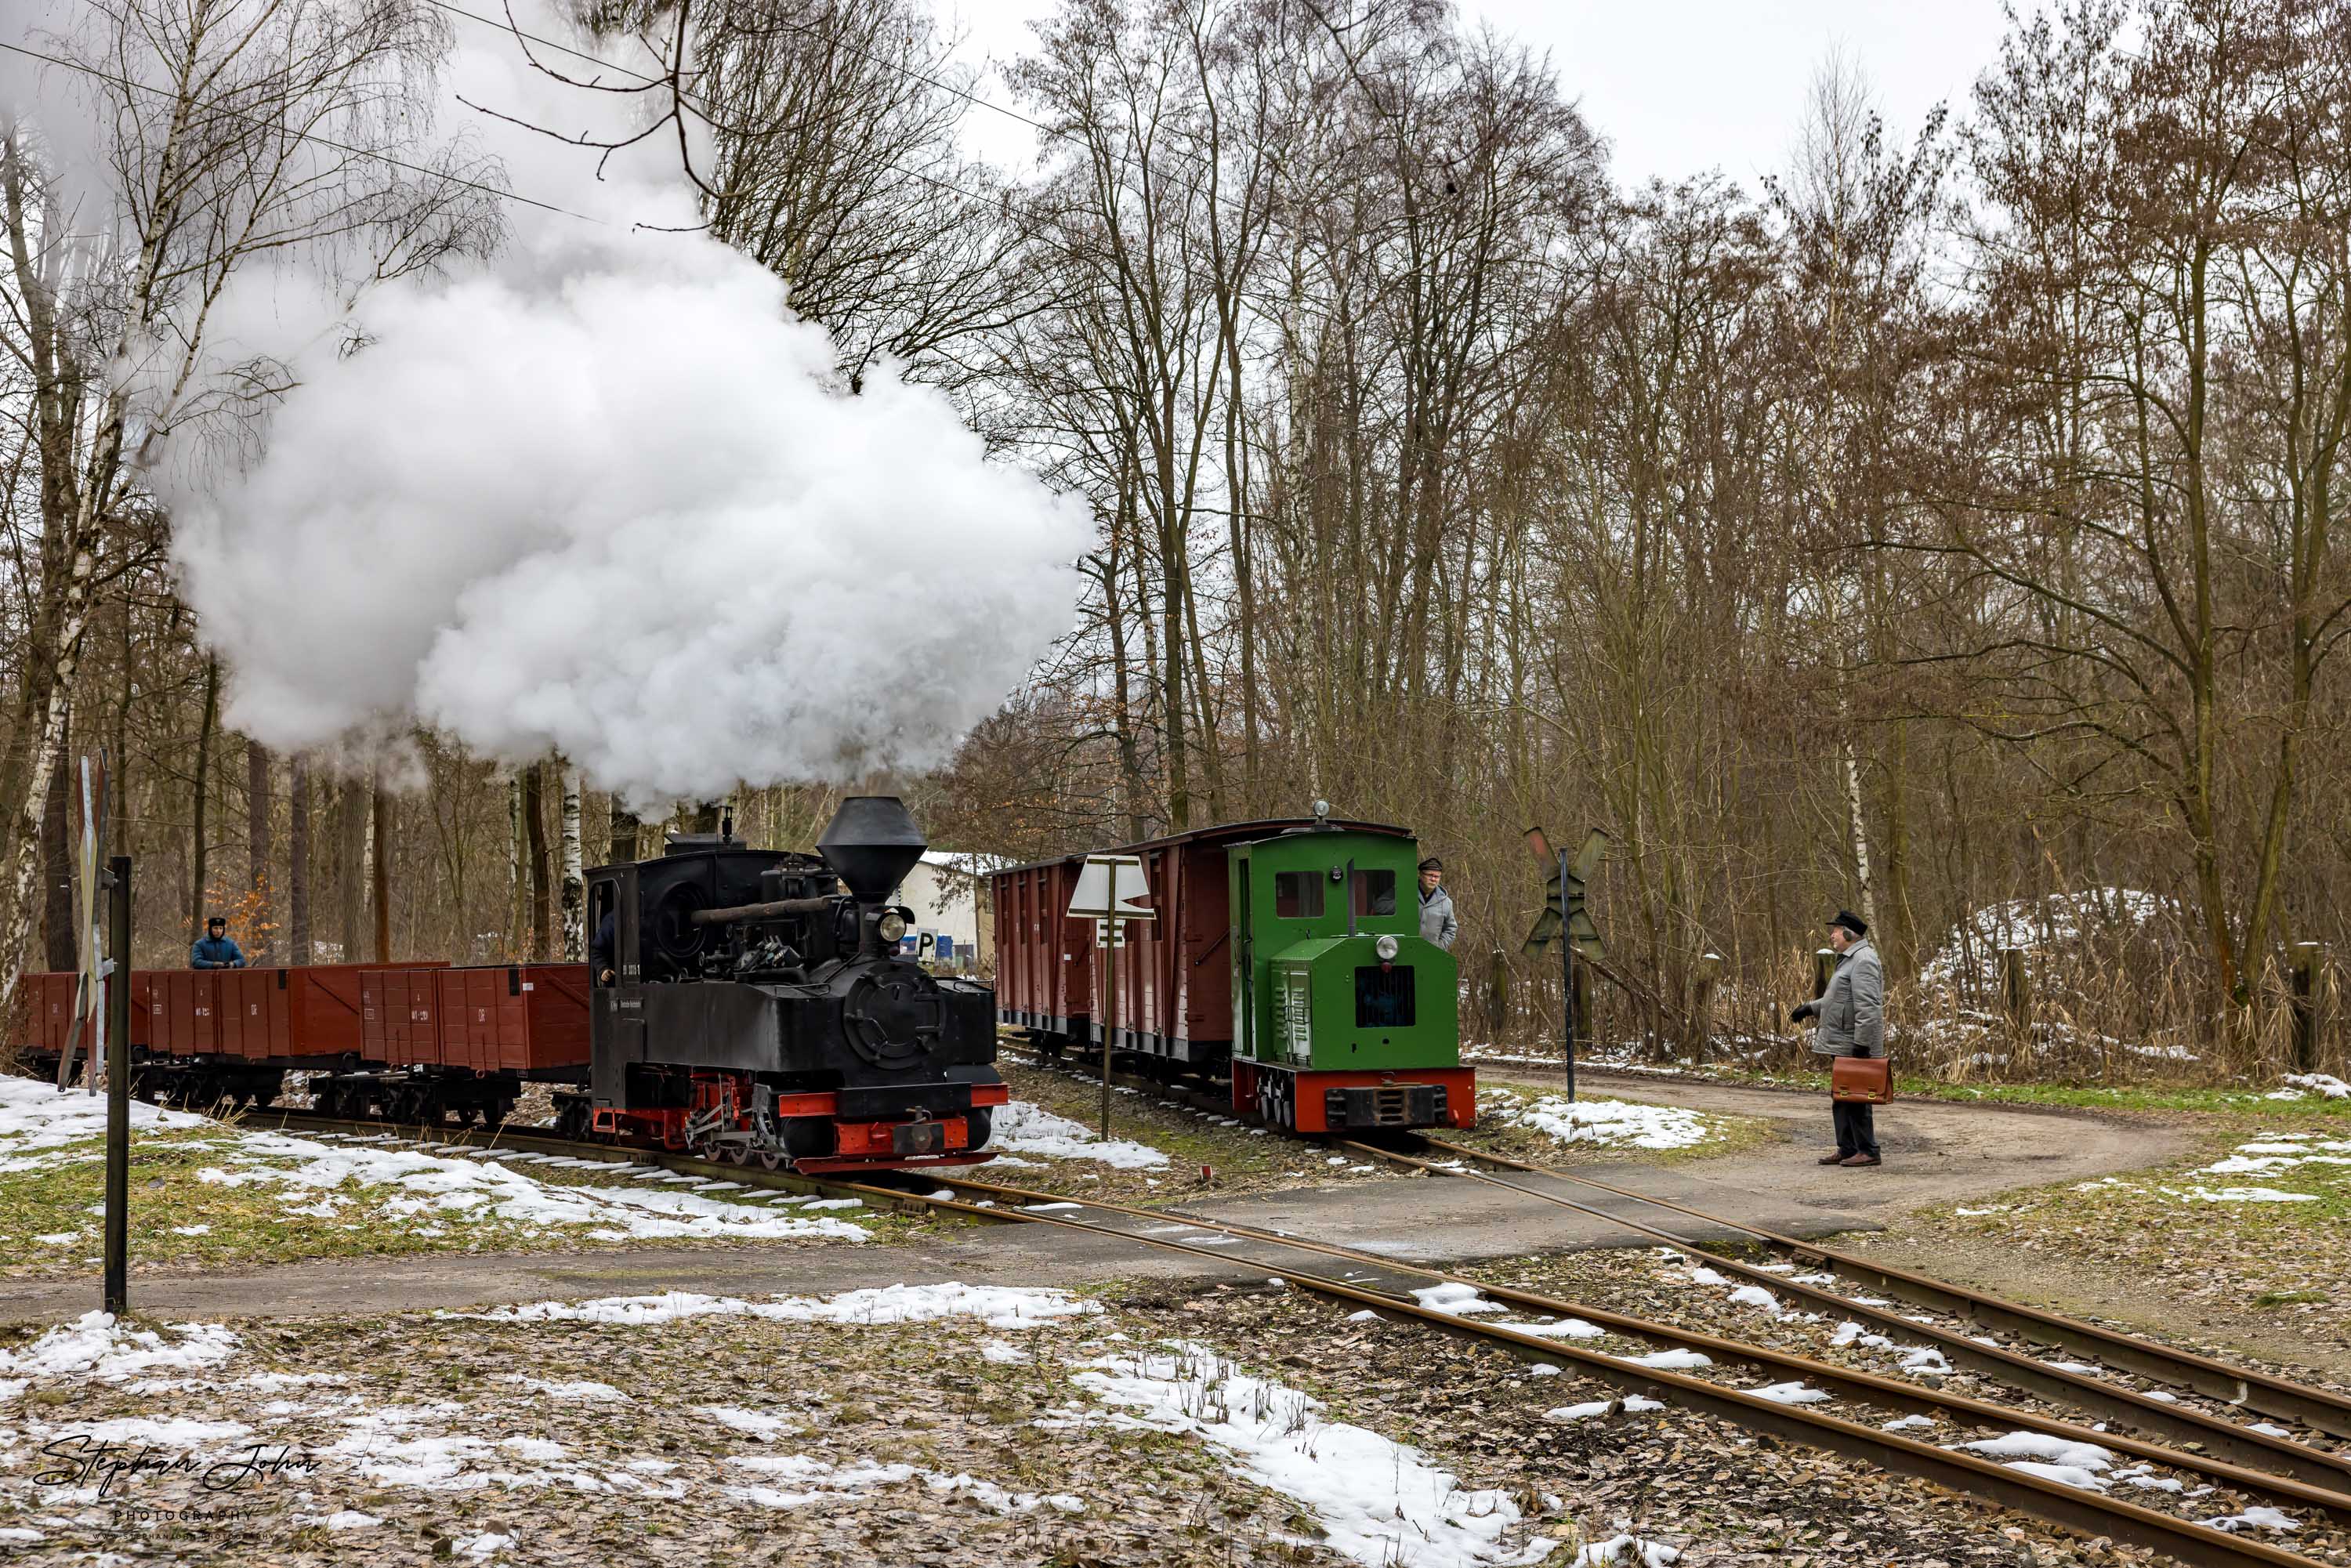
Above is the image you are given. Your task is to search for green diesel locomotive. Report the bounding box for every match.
[991,809,1473,1133]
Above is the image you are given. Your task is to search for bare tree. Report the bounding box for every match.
[0,0,498,1008]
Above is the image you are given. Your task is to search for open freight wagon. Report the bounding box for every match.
[7,961,592,1122]
[990,815,1472,1132]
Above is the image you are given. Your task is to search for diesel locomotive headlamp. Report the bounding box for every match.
[877,911,909,944]
[1375,934,1400,961]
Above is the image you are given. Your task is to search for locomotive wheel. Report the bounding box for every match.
[754,1151,784,1171]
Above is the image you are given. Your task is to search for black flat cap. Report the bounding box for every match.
[1828,910,1867,938]
[1418,856,1443,872]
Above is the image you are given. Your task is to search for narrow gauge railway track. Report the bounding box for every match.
[245,1106,2340,1564]
[1005,1031,2351,1453]
[1366,1134,2351,1450]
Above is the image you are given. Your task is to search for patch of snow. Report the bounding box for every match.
[696,1405,796,1439]
[1477,1093,1712,1152]
[1882,1415,1936,1432]
[0,1312,238,1395]
[466,1282,1101,1331]
[2283,1075,2349,1100]
[989,1102,1169,1169]
[2184,1186,2321,1204]
[188,1128,871,1244]
[1074,1342,1552,1567]
[0,1078,208,1171]
[1748,1382,1830,1405]
[505,1377,625,1403]
[2202,1507,2300,1533]
[1958,1432,2113,1471]
[324,1512,380,1530]
[2004,1461,2110,1491]
[1412,1283,1510,1316]
[1725,1286,1779,1314]
[1574,1535,1680,1566]
[1547,1396,1667,1423]
[1617,1349,1711,1371]
[1505,1318,1605,1341]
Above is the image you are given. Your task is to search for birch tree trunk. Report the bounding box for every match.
[560,767,584,961]
[371,783,391,964]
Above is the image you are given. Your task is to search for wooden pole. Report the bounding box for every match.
[2291,943,2324,1075]
[103,854,130,1315]
[1692,951,1723,1051]
[2001,947,2031,1034]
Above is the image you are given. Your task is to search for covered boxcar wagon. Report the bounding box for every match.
[991,811,1472,1134]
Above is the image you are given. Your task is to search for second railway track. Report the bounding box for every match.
[245,1103,2349,1566]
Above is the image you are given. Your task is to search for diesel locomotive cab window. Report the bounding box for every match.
[1356,965,1415,1028]
[1350,870,1396,916]
[1273,871,1324,918]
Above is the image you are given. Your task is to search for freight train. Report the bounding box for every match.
[991,809,1473,1133]
[5,798,1003,1175]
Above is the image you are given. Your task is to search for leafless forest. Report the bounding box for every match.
[4,0,2349,1081]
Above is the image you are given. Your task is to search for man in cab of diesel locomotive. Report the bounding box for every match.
[190,916,247,969]
[1790,910,1883,1168]
[1417,858,1458,951]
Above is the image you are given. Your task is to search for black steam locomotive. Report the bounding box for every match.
[555,797,1005,1172]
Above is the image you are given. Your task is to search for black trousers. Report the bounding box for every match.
[1833,1097,1879,1160]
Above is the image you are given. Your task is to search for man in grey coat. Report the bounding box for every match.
[1791,910,1882,1167]
[1418,857,1458,951]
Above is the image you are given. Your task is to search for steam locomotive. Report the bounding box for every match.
[560,796,1006,1171]
[7,796,1004,1178]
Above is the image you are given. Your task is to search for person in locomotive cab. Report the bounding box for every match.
[590,908,617,984]
[1417,857,1458,951]
[1790,910,1883,1168]
[190,916,247,969]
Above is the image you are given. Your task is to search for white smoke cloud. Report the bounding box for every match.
[143,3,1084,806]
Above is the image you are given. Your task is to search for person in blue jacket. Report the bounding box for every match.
[190,916,247,969]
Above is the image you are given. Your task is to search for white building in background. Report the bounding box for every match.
[888,850,1010,970]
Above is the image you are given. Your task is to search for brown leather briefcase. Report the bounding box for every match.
[1831,1054,1893,1104]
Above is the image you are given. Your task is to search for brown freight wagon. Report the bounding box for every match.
[435,964,591,1074]
[987,856,1093,1041]
[361,966,446,1068]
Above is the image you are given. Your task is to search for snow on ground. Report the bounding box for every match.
[192,1127,872,1243]
[1067,1342,1553,1568]
[1475,1093,1714,1153]
[1918,888,2170,997]
[465,1282,1103,1330]
[0,1075,208,1172]
[987,1101,1170,1169]
[1574,1536,1680,1566]
[0,1078,871,1250]
[2273,1075,2350,1101]
[0,1311,240,1398]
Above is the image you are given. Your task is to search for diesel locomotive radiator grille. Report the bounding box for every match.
[1324,1083,1446,1128]
[1353,965,1415,1028]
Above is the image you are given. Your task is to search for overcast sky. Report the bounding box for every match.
[939,0,2016,187]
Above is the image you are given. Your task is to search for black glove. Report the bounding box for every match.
[1789,1001,1817,1024]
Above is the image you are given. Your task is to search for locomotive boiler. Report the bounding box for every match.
[559,796,1005,1171]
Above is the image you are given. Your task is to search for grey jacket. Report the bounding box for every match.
[1810,938,1884,1058]
[1418,884,1458,951]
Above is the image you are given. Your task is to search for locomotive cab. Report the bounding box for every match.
[573,797,1005,1170]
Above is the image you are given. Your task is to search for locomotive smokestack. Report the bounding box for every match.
[817,796,926,905]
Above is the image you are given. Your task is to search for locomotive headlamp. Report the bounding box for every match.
[877,911,909,944]
[1375,934,1400,961]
